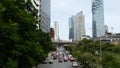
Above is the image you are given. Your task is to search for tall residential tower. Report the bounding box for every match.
[92,0,105,38]
[69,11,85,41]
[76,11,85,41]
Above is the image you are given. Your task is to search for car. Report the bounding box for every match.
[49,59,53,64]
[70,57,76,61]
[58,58,63,62]
[68,54,72,60]
[41,58,48,64]
[42,60,48,64]
[72,61,78,67]
[64,56,68,62]
[53,55,57,59]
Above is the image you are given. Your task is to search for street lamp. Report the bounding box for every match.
[95,37,102,68]
[99,37,102,68]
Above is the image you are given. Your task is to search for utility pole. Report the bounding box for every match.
[99,37,102,68]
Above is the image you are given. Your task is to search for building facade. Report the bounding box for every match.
[76,11,85,41]
[50,28,54,41]
[69,16,76,41]
[100,33,120,45]
[31,0,50,33]
[104,25,108,33]
[69,11,85,41]
[92,0,105,38]
[40,0,51,33]
[54,21,59,41]
[81,35,91,40]
[31,0,40,29]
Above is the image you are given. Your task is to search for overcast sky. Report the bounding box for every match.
[51,0,120,40]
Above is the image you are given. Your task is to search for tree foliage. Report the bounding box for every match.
[68,39,120,68]
[0,0,55,68]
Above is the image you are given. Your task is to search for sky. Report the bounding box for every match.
[51,0,120,40]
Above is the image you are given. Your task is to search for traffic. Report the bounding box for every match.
[41,46,79,68]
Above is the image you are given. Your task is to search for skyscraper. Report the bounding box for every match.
[31,0,40,29]
[31,0,51,33]
[54,21,59,41]
[69,11,85,41]
[40,0,51,33]
[69,16,76,41]
[76,11,85,41]
[92,0,105,38]
[104,25,108,33]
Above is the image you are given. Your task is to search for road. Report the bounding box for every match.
[37,46,82,68]
[37,60,73,68]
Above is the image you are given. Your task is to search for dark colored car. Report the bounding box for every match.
[58,58,63,62]
[53,55,57,59]
[42,60,48,64]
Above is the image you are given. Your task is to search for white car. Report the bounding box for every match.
[72,61,78,67]
[64,56,68,62]
[49,59,53,64]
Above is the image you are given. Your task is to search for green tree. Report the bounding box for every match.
[102,51,120,68]
[0,0,55,68]
[69,39,120,68]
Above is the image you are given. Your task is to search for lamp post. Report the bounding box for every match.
[95,37,102,68]
[99,37,102,68]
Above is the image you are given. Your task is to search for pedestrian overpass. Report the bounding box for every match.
[52,41,78,46]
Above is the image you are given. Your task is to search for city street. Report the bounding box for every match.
[37,46,81,68]
[37,60,73,68]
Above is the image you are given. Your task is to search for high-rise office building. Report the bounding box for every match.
[54,21,59,41]
[31,0,40,29]
[40,0,51,33]
[69,11,85,41]
[105,25,108,33]
[31,0,50,33]
[92,0,105,38]
[69,16,76,41]
[76,11,85,41]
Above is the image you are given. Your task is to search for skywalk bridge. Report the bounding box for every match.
[52,41,78,46]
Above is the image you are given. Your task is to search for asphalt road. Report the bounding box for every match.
[37,46,82,68]
[37,59,73,68]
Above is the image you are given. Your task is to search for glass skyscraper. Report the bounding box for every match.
[69,11,85,41]
[41,0,51,33]
[31,0,51,33]
[92,0,105,38]
[69,16,76,40]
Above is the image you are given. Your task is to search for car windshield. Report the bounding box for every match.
[73,62,77,64]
